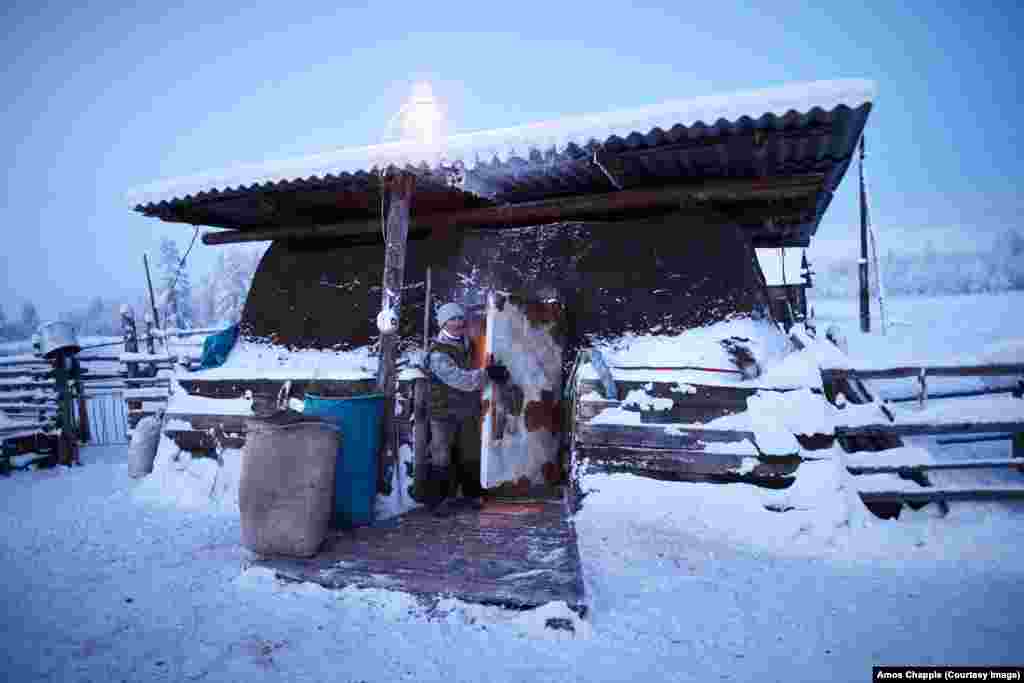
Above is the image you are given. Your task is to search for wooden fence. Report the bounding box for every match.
[0,315,225,472]
[824,362,1024,506]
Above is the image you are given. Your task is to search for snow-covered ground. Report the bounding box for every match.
[2,292,1023,682]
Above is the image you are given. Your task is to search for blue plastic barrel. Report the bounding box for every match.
[303,393,386,528]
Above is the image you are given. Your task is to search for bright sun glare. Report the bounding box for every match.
[390,81,444,144]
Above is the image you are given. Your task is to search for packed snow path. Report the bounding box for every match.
[2,445,1022,682]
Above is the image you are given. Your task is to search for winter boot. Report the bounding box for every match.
[412,463,433,505]
[430,465,457,517]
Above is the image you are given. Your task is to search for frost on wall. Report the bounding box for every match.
[241,214,766,360]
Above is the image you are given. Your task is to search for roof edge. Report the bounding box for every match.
[126,78,877,209]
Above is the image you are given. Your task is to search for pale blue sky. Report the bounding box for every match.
[2,0,1021,320]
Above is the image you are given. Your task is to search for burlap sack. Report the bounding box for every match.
[128,416,162,478]
[239,411,340,557]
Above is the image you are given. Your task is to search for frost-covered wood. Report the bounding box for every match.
[858,487,1024,505]
[376,172,415,494]
[577,422,762,450]
[847,459,1024,475]
[823,363,1024,381]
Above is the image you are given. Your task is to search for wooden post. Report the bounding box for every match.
[413,377,430,501]
[423,266,432,349]
[143,254,163,351]
[858,135,871,333]
[74,355,91,444]
[53,352,79,466]
[121,306,140,379]
[1013,432,1023,460]
[376,171,416,493]
[917,368,927,410]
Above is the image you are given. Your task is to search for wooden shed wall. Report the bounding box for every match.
[240,213,770,358]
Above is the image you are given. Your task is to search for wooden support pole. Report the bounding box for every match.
[143,254,163,352]
[858,134,870,333]
[74,357,91,445]
[376,171,416,493]
[121,307,140,379]
[1014,432,1023,460]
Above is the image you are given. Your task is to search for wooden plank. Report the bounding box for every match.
[176,377,377,400]
[823,363,1024,381]
[889,387,1019,403]
[0,403,58,411]
[578,445,798,478]
[838,422,1024,437]
[0,367,51,379]
[858,487,1024,505]
[576,422,758,450]
[937,433,1013,445]
[251,494,585,615]
[848,458,1024,475]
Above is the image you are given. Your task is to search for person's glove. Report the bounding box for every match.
[485,363,510,384]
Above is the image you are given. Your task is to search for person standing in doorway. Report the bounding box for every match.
[426,302,509,516]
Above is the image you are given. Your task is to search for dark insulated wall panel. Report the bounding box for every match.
[241,213,769,359]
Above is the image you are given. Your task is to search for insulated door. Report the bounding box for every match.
[479,292,564,489]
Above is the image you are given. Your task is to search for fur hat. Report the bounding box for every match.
[436,302,466,328]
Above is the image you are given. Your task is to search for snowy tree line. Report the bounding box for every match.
[0,241,262,342]
[810,228,1024,298]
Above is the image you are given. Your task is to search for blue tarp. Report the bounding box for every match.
[198,324,239,370]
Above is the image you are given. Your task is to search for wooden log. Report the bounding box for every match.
[847,458,1024,475]
[376,171,415,494]
[576,422,759,450]
[0,368,52,380]
[858,487,1024,505]
[837,422,1024,437]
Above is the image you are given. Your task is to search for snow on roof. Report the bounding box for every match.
[127,78,876,208]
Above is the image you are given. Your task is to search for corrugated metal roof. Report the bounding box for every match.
[130,79,874,246]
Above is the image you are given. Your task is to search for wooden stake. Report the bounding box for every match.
[376,171,416,493]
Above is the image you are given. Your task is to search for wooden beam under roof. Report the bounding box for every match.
[201,173,824,245]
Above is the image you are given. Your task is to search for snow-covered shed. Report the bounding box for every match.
[128,79,874,490]
[129,79,873,353]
